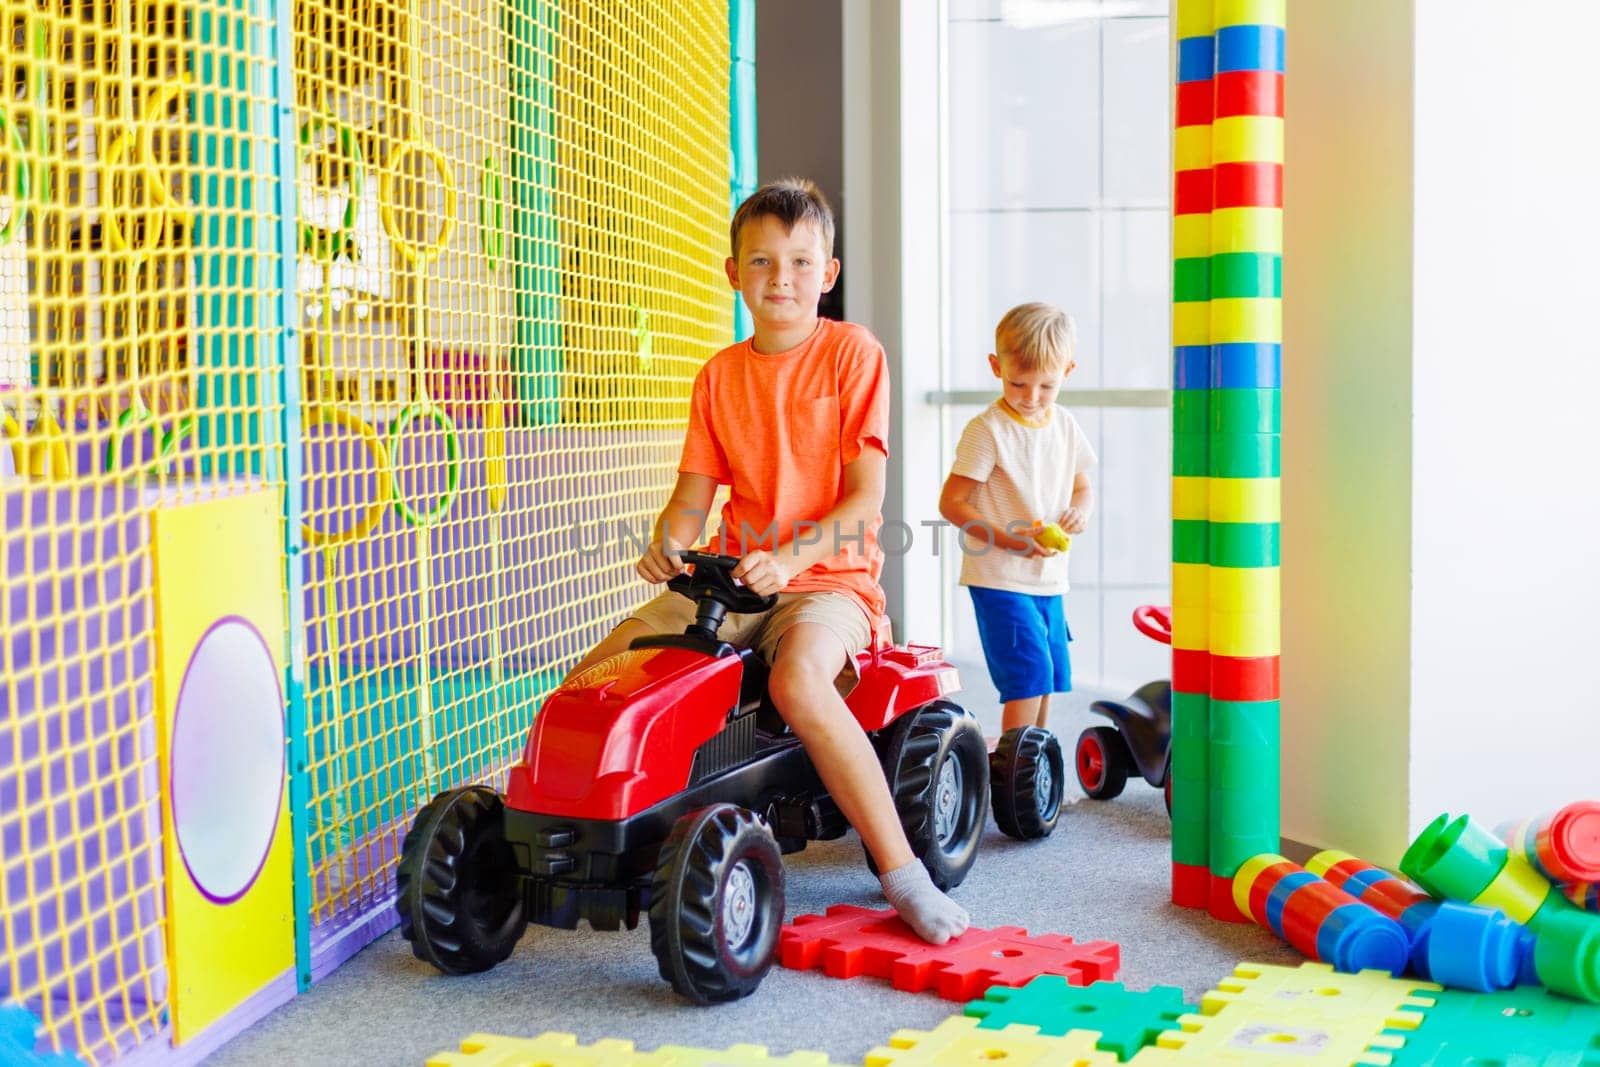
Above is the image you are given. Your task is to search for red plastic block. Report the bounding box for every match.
[779,905,1121,1002]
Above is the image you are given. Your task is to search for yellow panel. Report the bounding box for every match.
[1211,207,1284,255]
[1175,126,1211,171]
[1210,298,1282,344]
[1174,214,1213,259]
[1209,478,1280,523]
[1173,477,1209,521]
[1208,566,1279,615]
[152,490,294,1043]
[1211,117,1284,166]
[1174,302,1212,346]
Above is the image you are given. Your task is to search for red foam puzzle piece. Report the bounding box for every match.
[779,904,1121,1001]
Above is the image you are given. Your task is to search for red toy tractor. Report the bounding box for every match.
[395,551,1013,1004]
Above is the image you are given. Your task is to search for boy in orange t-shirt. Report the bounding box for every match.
[564,178,969,944]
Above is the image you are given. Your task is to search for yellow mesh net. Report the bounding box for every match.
[292,0,730,946]
[2,0,732,1059]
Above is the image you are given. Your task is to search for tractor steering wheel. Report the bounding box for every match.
[667,550,779,616]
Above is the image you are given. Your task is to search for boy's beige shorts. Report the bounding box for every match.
[627,588,873,694]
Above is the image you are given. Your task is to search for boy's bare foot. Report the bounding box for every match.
[880,862,970,944]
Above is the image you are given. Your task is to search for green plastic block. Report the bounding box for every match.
[967,977,1192,1061]
[1211,521,1279,567]
[1174,434,1210,477]
[1209,388,1281,434]
[1174,257,1211,303]
[1378,985,1600,1066]
[1209,432,1280,478]
[1173,520,1209,565]
[1210,251,1282,299]
[1174,390,1210,434]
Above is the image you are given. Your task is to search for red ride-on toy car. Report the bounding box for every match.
[395,551,991,1003]
[1075,605,1173,814]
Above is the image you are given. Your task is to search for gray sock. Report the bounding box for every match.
[880,861,970,944]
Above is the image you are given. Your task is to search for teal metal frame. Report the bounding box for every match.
[264,0,314,990]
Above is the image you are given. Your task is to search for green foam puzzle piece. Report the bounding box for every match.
[965,976,1193,1060]
[1379,986,1600,1067]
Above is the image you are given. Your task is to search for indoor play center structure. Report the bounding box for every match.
[3,0,1599,1064]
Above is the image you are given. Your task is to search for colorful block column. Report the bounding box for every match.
[1170,0,1215,911]
[1203,0,1283,922]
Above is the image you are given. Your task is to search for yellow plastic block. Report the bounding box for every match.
[1208,609,1280,658]
[1153,1005,1406,1065]
[1174,301,1211,346]
[1175,214,1212,259]
[1211,117,1284,166]
[1172,562,1209,609]
[1176,0,1213,39]
[426,1032,663,1067]
[1233,854,1287,920]
[1473,854,1555,926]
[1214,0,1287,29]
[1304,850,1356,879]
[1175,125,1211,171]
[1172,608,1209,653]
[1210,208,1283,255]
[1207,566,1278,615]
[1209,478,1279,524]
[866,1017,1115,1066]
[1203,962,1439,1027]
[1173,477,1209,521]
[1209,298,1282,345]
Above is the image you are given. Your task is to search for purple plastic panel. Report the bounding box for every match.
[1,480,168,1061]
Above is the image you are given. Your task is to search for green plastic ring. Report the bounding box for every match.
[299,115,366,263]
[104,403,194,475]
[0,104,33,246]
[479,156,503,265]
[387,402,461,526]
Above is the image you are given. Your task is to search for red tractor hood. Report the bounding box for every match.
[506,646,743,821]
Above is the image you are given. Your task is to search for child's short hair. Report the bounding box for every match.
[730,178,836,259]
[994,302,1076,373]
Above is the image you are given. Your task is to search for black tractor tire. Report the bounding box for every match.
[990,726,1066,840]
[866,701,989,891]
[1075,725,1131,801]
[396,785,527,975]
[649,804,785,1005]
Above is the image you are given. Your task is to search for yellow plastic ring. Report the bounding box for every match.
[378,139,457,267]
[136,77,194,228]
[101,129,167,257]
[302,405,394,546]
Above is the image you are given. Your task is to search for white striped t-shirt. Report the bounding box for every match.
[950,400,1097,595]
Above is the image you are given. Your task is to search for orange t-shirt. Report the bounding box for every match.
[679,318,890,628]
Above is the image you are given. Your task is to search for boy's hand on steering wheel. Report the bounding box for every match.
[732,550,793,597]
[638,536,688,584]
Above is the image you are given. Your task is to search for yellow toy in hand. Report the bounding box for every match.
[1031,521,1071,553]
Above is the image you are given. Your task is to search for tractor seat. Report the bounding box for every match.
[1089,681,1171,777]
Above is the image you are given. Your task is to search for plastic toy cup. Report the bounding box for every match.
[1498,801,1600,885]
[1531,908,1600,1003]
[1424,901,1536,993]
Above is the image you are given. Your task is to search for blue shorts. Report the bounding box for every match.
[968,587,1073,703]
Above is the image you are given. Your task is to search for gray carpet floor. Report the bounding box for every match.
[207,664,1302,1066]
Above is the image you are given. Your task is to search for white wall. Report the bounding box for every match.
[1408,0,1600,832]
[1285,0,1600,864]
[1281,0,1416,863]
